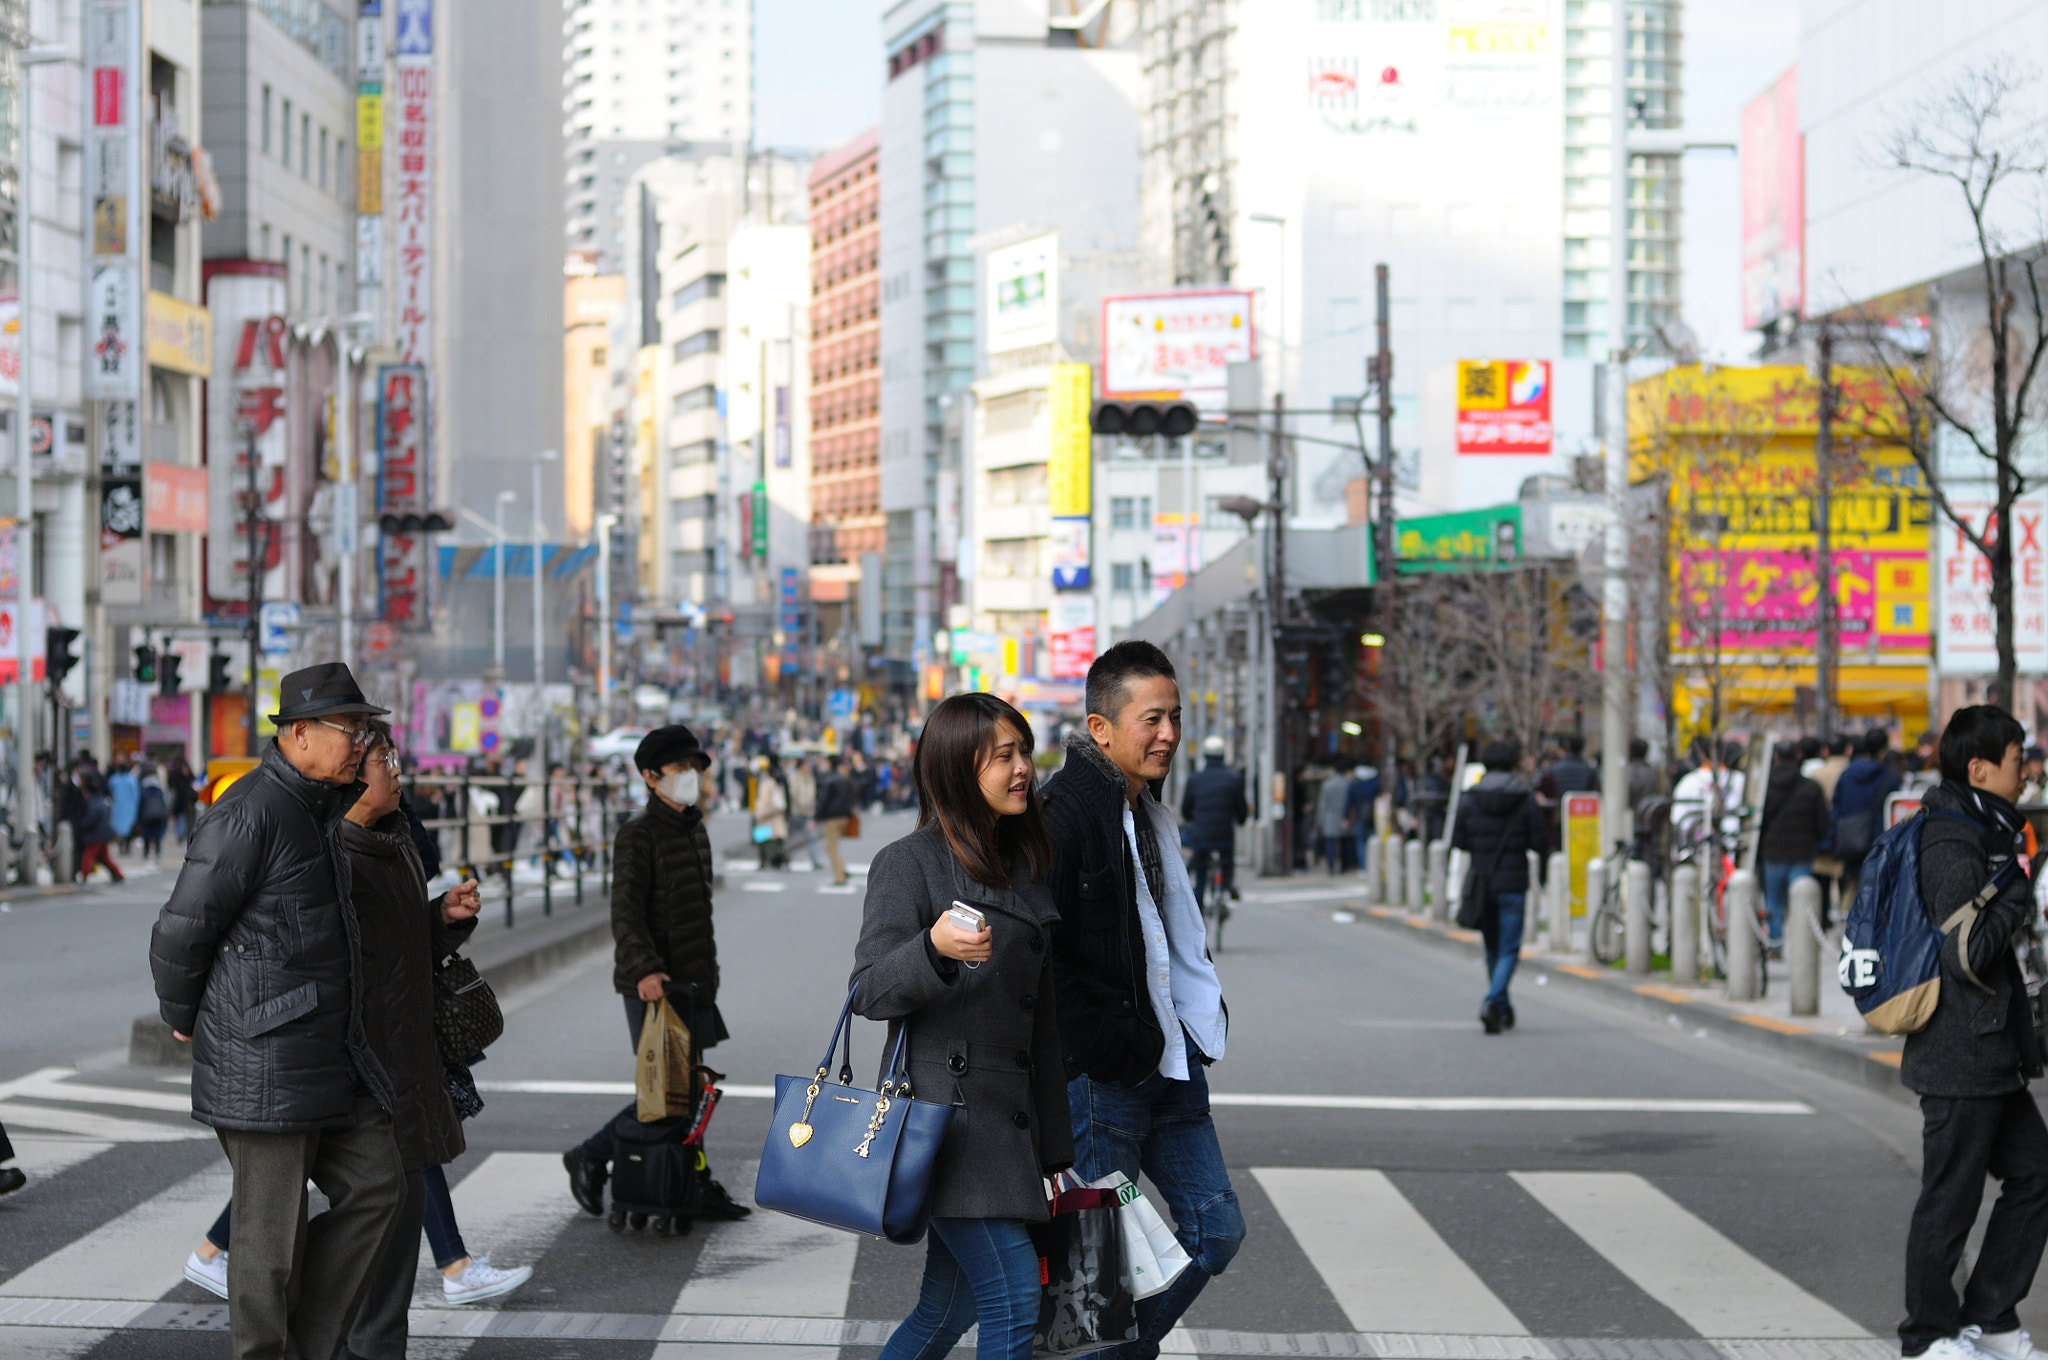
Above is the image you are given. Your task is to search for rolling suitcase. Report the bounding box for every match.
[607,1069,722,1236]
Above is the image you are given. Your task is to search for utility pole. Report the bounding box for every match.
[1268,390,1289,872]
[244,430,263,756]
[596,512,617,732]
[1373,263,1396,773]
[1813,320,1838,739]
[532,451,554,690]
[1597,9,1635,855]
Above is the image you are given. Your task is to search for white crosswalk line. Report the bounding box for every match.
[414,1151,583,1300]
[1512,1171,1867,1338]
[0,1067,198,1113]
[654,1161,858,1360]
[3,1138,114,1186]
[0,1159,231,1300]
[0,1100,211,1143]
[1252,1167,1528,1336]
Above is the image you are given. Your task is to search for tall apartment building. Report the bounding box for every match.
[562,0,753,270]
[564,263,624,538]
[805,129,879,647]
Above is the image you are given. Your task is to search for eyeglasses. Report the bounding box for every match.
[313,718,376,747]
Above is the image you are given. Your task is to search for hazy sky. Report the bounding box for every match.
[751,1,1802,362]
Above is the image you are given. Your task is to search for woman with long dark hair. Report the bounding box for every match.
[852,692,1066,1360]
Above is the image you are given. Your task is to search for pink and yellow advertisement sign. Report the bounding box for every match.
[1678,548,1929,654]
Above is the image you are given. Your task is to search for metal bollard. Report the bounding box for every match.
[1384,837,1404,911]
[1670,863,1699,983]
[1405,838,1426,914]
[1364,837,1382,906]
[1428,840,1449,921]
[1724,869,1762,1001]
[1582,859,1606,964]
[1624,860,1652,976]
[1547,850,1570,951]
[1788,875,1822,1016]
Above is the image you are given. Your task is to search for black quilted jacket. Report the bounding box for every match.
[610,796,718,1000]
[149,743,392,1133]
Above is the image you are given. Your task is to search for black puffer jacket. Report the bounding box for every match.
[1041,732,1167,1085]
[1758,764,1830,864]
[610,796,718,999]
[1180,757,1248,851]
[150,743,391,1133]
[1451,771,1549,895]
[1902,780,2042,1098]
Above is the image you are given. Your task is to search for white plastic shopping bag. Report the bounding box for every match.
[1088,1171,1193,1300]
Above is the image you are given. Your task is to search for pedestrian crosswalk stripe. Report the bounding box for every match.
[415,1152,581,1301]
[0,1068,196,1114]
[1252,1167,1530,1336]
[0,1099,211,1143]
[1512,1172,1868,1339]
[0,1160,231,1302]
[4,1138,114,1186]
[656,1162,857,1359]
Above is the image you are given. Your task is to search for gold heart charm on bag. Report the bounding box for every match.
[788,1122,813,1148]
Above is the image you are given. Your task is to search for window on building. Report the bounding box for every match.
[261,85,272,154]
[280,98,291,166]
[671,329,720,361]
[591,345,606,368]
[670,272,725,310]
[319,127,328,191]
[671,383,716,415]
[1112,496,1154,531]
[301,114,311,181]
[1111,562,1135,593]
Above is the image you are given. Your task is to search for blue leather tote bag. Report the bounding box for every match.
[755,986,954,1243]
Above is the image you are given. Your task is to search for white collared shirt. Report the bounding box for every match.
[1122,794,1227,1081]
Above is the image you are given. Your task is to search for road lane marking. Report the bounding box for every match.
[1512,1171,1867,1338]
[653,1160,856,1360]
[470,1081,1808,1114]
[1253,1167,1529,1336]
[0,1159,231,1300]
[0,1101,213,1142]
[3,1138,115,1187]
[417,1151,584,1304]
[0,1068,196,1112]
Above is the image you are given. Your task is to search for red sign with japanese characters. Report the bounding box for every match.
[1455,359,1552,455]
[377,364,431,629]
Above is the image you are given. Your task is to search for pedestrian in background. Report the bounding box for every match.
[1451,741,1549,1035]
[75,770,123,884]
[852,692,1067,1360]
[1757,741,1830,952]
[563,725,749,1225]
[1316,767,1352,874]
[1043,641,1241,1360]
[1343,762,1380,872]
[107,757,138,853]
[1896,705,2048,1360]
[1832,728,1902,904]
[751,754,789,869]
[167,752,198,842]
[786,755,819,870]
[136,763,170,861]
[814,754,858,886]
[149,663,405,1360]
[1181,733,1249,910]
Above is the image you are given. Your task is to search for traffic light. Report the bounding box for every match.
[208,651,233,694]
[377,510,454,535]
[1090,399,1199,439]
[46,627,80,685]
[132,644,157,683]
[158,650,183,697]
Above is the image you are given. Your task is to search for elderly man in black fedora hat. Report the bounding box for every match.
[151,661,478,1360]
[562,723,751,1225]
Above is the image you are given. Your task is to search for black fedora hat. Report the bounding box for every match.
[269,662,391,726]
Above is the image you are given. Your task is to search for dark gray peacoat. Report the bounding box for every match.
[850,822,1072,1222]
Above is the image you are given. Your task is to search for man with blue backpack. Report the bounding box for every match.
[1890,706,2048,1360]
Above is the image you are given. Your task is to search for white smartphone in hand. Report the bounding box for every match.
[948,901,988,933]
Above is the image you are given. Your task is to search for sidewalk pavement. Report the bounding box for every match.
[1246,875,1915,1107]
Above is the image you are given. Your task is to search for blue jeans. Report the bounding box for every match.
[1068,1060,1245,1360]
[877,1217,1039,1360]
[1761,861,1811,947]
[1481,892,1525,1013]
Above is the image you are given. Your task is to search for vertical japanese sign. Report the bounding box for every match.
[206,273,292,605]
[356,2,384,309]
[1935,494,2048,676]
[86,1,142,404]
[376,364,430,628]
[1048,362,1091,589]
[1048,595,1095,679]
[393,0,431,365]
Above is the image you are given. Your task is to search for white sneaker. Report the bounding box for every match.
[1927,1336,1991,1360]
[1964,1328,2036,1360]
[442,1254,532,1305]
[183,1249,228,1300]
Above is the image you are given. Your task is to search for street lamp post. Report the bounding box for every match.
[596,511,618,732]
[1598,17,1635,857]
[491,489,516,679]
[532,450,554,689]
[13,42,67,880]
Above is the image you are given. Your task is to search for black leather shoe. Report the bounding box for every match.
[1502,1004,1516,1030]
[563,1147,607,1216]
[1480,1004,1503,1035]
[696,1178,752,1220]
[0,1166,24,1196]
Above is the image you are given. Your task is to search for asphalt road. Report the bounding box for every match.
[0,804,2010,1359]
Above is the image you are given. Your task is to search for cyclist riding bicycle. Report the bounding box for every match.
[1182,734,1249,918]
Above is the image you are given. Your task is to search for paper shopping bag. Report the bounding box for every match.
[1088,1171,1194,1301]
[636,997,694,1122]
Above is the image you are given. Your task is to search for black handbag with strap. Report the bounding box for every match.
[433,952,504,1065]
[1456,795,1525,930]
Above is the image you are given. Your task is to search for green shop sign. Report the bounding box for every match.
[1395,504,1521,574]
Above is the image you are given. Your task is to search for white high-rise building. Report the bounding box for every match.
[562,0,754,270]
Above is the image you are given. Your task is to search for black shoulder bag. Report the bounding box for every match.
[1456,819,1518,930]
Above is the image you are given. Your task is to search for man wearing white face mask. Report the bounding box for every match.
[562,726,751,1222]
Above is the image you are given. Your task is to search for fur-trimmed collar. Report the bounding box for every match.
[1061,729,1161,804]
